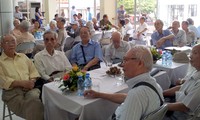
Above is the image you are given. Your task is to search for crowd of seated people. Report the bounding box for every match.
[2,7,200,120]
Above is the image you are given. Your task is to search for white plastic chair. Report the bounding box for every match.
[141,104,168,120]
[16,42,36,53]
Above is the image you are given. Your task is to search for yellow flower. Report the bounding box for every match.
[72,65,79,71]
[76,72,83,76]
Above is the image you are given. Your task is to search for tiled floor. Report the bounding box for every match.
[0,89,24,120]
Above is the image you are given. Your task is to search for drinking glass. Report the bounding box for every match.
[105,57,113,67]
[91,80,100,92]
[115,74,124,86]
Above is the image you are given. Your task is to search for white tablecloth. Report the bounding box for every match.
[154,71,170,90]
[154,60,189,85]
[42,66,128,120]
[42,63,172,120]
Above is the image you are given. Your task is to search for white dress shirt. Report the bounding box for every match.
[34,49,72,80]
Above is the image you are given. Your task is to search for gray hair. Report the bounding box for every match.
[130,45,153,71]
[50,20,57,26]
[58,17,66,24]
[19,20,30,31]
[155,19,164,26]
[43,31,58,40]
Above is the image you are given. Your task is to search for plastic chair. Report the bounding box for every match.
[3,102,13,120]
[141,104,168,120]
[16,42,36,53]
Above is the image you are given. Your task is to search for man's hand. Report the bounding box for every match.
[156,38,166,48]
[84,90,100,98]
[21,80,35,90]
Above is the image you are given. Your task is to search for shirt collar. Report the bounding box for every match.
[155,30,164,36]
[190,70,200,80]
[1,52,22,60]
[80,39,93,46]
[111,41,123,49]
[126,72,151,88]
[42,49,59,56]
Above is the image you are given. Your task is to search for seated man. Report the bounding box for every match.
[105,31,130,64]
[16,20,35,45]
[70,26,103,71]
[34,31,72,81]
[84,45,164,120]
[67,21,80,39]
[169,20,187,47]
[151,19,175,50]
[182,21,196,46]
[163,44,200,120]
[0,34,43,120]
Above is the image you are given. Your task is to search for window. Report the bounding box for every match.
[188,4,197,17]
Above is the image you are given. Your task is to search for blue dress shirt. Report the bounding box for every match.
[151,29,173,49]
[70,40,103,65]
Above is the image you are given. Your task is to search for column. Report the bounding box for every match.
[44,0,57,24]
[0,0,13,37]
[100,0,117,25]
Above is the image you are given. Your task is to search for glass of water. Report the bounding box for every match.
[115,74,124,86]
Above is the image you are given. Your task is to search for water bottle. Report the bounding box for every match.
[77,75,84,96]
[84,73,92,90]
[166,51,172,67]
[162,51,166,66]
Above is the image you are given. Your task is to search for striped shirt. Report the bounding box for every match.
[115,73,164,120]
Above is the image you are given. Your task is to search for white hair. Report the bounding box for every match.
[19,20,30,31]
[130,45,153,71]
[50,20,57,26]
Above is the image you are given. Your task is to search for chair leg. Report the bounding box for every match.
[3,103,6,120]
[3,102,13,120]
[7,107,13,120]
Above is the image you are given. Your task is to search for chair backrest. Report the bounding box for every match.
[141,104,168,120]
[16,42,36,53]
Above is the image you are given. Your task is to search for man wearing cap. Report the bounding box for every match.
[56,17,68,51]
[67,21,80,39]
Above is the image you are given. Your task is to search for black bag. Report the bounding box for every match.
[34,77,49,99]
[79,45,101,71]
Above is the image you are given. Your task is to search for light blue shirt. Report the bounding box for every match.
[70,40,103,65]
[151,29,173,49]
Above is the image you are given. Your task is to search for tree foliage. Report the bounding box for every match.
[117,0,156,14]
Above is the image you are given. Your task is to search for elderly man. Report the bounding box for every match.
[187,18,200,39]
[105,31,130,64]
[70,26,103,71]
[163,44,200,120]
[10,19,21,38]
[56,17,68,51]
[16,20,35,45]
[170,20,187,47]
[67,21,80,39]
[34,31,72,81]
[151,19,174,49]
[182,21,196,45]
[0,34,43,120]
[84,45,164,120]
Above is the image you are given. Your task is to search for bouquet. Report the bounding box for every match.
[150,47,162,62]
[59,65,86,91]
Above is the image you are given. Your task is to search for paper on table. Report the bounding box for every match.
[165,46,192,51]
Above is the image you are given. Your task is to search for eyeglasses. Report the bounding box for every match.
[122,57,138,63]
[4,40,16,45]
